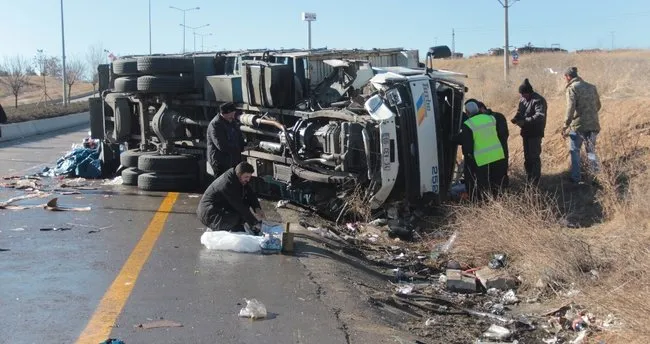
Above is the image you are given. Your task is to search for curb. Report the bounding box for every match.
[0,112,89,143]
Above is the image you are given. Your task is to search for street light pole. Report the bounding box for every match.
[169,6,200,53]
[196,32,213,51]
[180,23,209,52]
[60,0,67,106]
[149,0,152,54]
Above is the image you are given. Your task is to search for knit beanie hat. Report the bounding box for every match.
[518,78,533,94]
[465,101,480,116]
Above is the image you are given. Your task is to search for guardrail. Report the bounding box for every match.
[0,112,89,143]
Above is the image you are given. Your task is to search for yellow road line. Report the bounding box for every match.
[75,192,179,344]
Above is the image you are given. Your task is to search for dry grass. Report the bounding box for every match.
[0,75,94,107]
[435,50,650,342]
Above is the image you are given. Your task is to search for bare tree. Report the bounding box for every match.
[65,58,87,100]
[1,55,31,108]
[86,43,105,94]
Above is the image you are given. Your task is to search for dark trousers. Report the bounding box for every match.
[523,137,542,184]
[198,204,245,232]
[464,159,508,201]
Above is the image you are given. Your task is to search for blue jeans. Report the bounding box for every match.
[569,131,599,182]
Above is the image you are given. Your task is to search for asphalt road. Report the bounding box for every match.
[0,127,416,344]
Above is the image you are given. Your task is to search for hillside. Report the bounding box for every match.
[0,75,94,107]
[433,50,650,343]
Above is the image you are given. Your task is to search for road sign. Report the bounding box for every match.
[302,12,316,21]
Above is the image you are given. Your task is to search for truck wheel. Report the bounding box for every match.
[120,149,152,168]
[114,77,137,92]
[138,154,198,174]
[136,56,193,74]
[121,167,141,186]
[137,172,197,192]
[137,75,194,93]
[112,58,139,76]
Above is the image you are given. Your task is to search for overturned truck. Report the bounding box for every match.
[90,46,467,219]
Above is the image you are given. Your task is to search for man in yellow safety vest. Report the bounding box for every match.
[460,101,508,201]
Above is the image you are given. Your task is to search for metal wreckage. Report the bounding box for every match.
[89,45,468,220]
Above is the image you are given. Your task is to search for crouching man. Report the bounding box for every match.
[197,161,265,233]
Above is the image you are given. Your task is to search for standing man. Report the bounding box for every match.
[197,161,265,233]
[561,67,602,184]
[460,101,507,201]
[511,78,547,185]
[206,102,246,177]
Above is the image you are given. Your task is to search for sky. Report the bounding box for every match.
[1,0,649,65]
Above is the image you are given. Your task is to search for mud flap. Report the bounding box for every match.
[89,97,105,140]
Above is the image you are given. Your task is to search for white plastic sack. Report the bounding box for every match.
[238,298,267,319]
[200,230,264,253]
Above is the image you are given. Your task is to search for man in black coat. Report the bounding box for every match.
[206,102,246,177]
[511,78,547,185]
[197,161,265,232]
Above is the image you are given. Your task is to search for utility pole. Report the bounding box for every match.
[452,28,455,58]
[170,6,200,53]
[498,0,518,82]
[60,0,67,106]
[149,0,152,54]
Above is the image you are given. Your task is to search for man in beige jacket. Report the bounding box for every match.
[562,67,602,184]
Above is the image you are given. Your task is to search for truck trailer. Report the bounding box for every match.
[89,45,467,219]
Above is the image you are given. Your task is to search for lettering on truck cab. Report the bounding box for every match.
[409,77,440,196]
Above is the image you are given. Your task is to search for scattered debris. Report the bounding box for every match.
[501,290,520,305]
[238,299,267,319]
[368,218,387,226]
[275,200,290,208]
[59,177,89,188]
[187,194,201,198]
[396,284,415,295]
[481,324,512,341]
[102,176,123,186]
[0,248,10,252]
[475,267,518,291]
[40,227,72,232]
[135,319,183,329]
[8,227,26,232]
[488,253,508,269]
[446,268,477,293]
[0,192,52,210]
[100,339,125,344]
[44,198,91,212]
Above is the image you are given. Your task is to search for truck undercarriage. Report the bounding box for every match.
[90,46,467,220]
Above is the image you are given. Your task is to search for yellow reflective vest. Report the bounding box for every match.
[464,114,505,167]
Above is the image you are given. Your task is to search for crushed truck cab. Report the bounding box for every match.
[90,46,467,219]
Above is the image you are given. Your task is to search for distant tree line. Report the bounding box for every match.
[0,42,106,108]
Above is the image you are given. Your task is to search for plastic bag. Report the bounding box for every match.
[200,230,263,253]
[238,299,267,319]
[260,233,282,254]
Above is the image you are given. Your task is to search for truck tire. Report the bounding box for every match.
[137,75,194,93]
[137,172,197,192]
[120,149,152,168]
[112,58,139,76]
[136,56,193,74]
[114,77,137,92]
[121,167,141,186]
[138,154,198,174]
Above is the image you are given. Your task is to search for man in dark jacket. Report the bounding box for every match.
[475,100,509,192]
[511,78,547,185]
[197,161,265,232]
[206,102,246,177]
[460,101,507,201]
